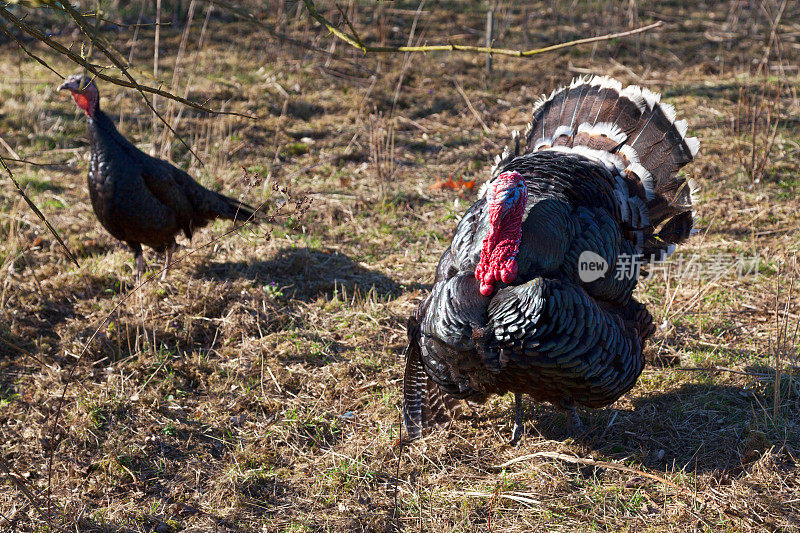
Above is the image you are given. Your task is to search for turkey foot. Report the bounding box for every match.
[510,393,524,445]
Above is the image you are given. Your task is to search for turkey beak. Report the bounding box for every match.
[57,79,79,92]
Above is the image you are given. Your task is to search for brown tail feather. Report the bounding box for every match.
[402,332,427,441]
[402,312,461,441]
[508,75,700,261]
[575,84,611,127]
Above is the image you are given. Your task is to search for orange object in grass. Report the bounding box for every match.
[430,174,476,192]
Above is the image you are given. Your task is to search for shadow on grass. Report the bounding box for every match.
[515,380,797,476]
[70,520,133,533]
[663,80,747,101]
[0,317,39,359]
[197,246,402,303]
[0,325,26,405]
[54,249,389,365]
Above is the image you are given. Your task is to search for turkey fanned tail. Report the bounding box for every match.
[494,75,700,262]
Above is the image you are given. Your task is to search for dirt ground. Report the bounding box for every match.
[0,1,799,531]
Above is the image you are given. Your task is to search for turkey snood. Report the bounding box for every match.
[475,171,527,296]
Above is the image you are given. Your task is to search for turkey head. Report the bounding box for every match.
[474,171,528,296]
[58,74,99,117]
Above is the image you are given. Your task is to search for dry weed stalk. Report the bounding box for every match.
[158,0,199,159]
[770,256,799,419]
[734,80,782,185]
[151,0,163,150]
[368,112,396,195]
[731,0,791,186]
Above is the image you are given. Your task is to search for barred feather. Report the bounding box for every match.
[517,75,700,260]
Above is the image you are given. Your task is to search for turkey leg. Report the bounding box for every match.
[567,407,584,434]
[162,241,176,281]
[130,242,146,280]
[510,393,524,444]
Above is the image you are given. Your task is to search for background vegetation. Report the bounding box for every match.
[0,1,798,530]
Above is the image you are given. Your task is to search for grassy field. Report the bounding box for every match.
[0,1,799,531]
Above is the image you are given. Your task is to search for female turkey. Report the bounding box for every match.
[404,76,699,442]
[58,74,260,277]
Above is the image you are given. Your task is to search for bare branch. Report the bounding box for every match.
[206,0,377,74]
[0,19,62,77]
[51,0,207,163]
[0,455,68,533]
[301,0,663,57]
[334,2,365,48]
[208,0,322,52]
[0,155,80,268]
[0,5,251,119]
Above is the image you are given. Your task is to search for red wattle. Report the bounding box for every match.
[500,259,517,283]
[479,281,494,296]
[474,172,527,295]
[71,92,96,117]
[74,93,89,112]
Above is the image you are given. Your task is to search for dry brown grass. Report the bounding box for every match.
[0,1,799,531]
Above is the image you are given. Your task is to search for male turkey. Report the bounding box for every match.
[58,74,259,277]
[404,76,699,442]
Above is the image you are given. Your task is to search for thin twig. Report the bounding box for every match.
[0,156,71,167]
[665,366,769,377]
[334,2,363,47]
[0,155,79,267]
[53,0,203,164]
[0,6,250,119]
[302,0,662,57]
[390,0,425,112]
[393,408,403,520]
[453,79,490,134]
[0,456,67,532]
[0,19,62,77]
[494,451,693,496]
[207,0,338,55]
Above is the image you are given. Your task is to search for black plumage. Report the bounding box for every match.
[58,74,259,276]
[404,76,700,441]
